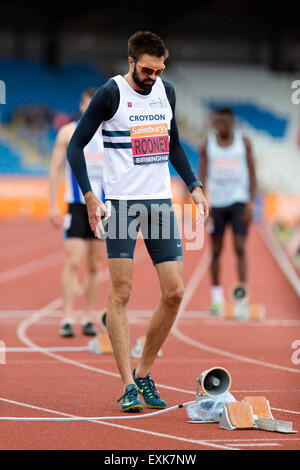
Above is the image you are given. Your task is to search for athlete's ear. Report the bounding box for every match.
[128,57,135,67]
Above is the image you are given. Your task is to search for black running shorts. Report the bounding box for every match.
[104,199,183,265]
[210,202,248,237]
[64,203,100,240]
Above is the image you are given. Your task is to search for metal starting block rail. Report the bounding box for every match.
[219,396,296,433]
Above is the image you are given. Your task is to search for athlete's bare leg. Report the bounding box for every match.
[106,258,134,390]
[211,235,224,285]
[233,234,247,282]
[62,238,87,321]
[83,239,105,321]
[135,260,184,378]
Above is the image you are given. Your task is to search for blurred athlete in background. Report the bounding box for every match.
[49,87,106,337]
[199,107,257,314]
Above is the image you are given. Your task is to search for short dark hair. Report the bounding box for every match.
[214,106,234,117]
[128,31,169,61]
[81,87,97,100]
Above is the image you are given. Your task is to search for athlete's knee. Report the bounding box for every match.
[234,238,246,257]
[162,282,184,308]
[110,280,132,307]
[212,242,223,259]
[87,259,101,276]
[65,254,82,273]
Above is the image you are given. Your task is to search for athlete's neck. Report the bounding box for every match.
[217,131,234,144]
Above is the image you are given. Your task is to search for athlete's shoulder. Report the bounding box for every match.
[241,132,252,149]
[102,77,120,93]
[56,121,76,143]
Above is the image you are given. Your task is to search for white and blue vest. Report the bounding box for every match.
[206,130,250,208]
[101,75,173,200]
[65,122,105,204]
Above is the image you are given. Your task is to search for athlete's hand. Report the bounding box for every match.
[49,207,62,228]
[191,187,209,224]
[84,191,108,239]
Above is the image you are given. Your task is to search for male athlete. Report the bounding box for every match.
[199,107,257,314]
[49,88,105,337]
[67,31,209,412]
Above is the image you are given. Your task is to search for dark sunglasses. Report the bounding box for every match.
[131,57,165,76]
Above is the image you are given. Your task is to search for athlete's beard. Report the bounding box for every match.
[132,65,155,92]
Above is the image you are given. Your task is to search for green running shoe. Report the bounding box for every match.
[117,384,143,413]
[132,369,167,409]
[210,302,223,315]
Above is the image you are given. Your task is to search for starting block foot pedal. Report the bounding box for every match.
[131,336,163,358]
[88,333,113,354]
[243,396,273,419]
[220,402,255,430]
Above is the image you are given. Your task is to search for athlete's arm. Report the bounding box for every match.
[243,135,257,224]
[199,137,208,200]
[48,123,74,228]
[163,80,209,222]
[163,81,198,190]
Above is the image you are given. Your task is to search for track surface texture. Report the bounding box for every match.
[0,219,300,451]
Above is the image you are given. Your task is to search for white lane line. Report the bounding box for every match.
[2,310,300,327]
[271,407,300,416]
[3,346,89,352]
[229,443,280,447]
[171,250,300,375]
[0,251,64,284]
[259,224,300,298]
[0,397,237,450]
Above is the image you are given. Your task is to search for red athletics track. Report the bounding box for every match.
[0,218,300,451]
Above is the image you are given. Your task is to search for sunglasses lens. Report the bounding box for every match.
[141,66,163,76]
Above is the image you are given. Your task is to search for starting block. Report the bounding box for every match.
[221,282,265,321]
[219,396,296,433]
[131,336,163,358]
[88,333,113,354]
[222,303,266,321]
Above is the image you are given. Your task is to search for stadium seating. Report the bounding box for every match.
[0,58,107,174]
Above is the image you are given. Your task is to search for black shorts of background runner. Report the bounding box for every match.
[210,202,248,237]
[64,203,99,240]
[104,199,183,265]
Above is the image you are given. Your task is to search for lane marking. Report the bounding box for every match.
[259,224,300,298]
[0,397,237,450]
[0,251,64,284]
[2,309,300,326]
